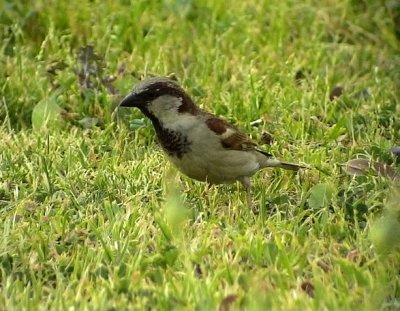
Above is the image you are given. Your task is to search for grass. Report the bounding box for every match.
[1,0,400,310]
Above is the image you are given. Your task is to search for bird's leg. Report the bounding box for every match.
[240,177,257,213]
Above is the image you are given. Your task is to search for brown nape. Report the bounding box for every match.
[167,85,199,115]
[177,93,199,115]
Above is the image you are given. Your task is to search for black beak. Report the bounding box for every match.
[119,93,142,108]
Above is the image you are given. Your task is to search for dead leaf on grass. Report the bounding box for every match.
[219,294,238,311]
[329,85,344,101]
[300,281,315,297]
[342,159,399,180]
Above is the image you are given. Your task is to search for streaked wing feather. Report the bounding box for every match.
[205,115,259,151]
[221,131,257,150]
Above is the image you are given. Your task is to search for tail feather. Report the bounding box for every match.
[255,149,309,171]
[260,158,308,171]
[276,161,306,171]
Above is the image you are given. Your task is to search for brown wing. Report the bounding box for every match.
[205,115,259,151]
[221,130,257,150]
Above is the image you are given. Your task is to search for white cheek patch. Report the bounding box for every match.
[147,95,183,119]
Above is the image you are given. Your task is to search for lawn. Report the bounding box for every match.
[1,0,400,310]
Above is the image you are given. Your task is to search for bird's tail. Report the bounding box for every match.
[260,158,308,171]
[275,161,306,171]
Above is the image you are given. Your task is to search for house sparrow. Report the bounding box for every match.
[119,77,305,210]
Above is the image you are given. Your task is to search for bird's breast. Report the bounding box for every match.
[155,115,261,184]
[156,127,191,159]
[151,113,200,158]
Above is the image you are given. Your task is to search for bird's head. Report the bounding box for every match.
[119,77,198,121]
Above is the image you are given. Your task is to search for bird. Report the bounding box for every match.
[119,77,306,210]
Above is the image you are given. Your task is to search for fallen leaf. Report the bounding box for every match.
[194,263,202,278]
[300,281,314,297]
[329,86,344,101]
[219,294,238,311]
[294,68,310,85]
[343,159,370,176]
[343,159,398,179]
[260,131,274,145]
